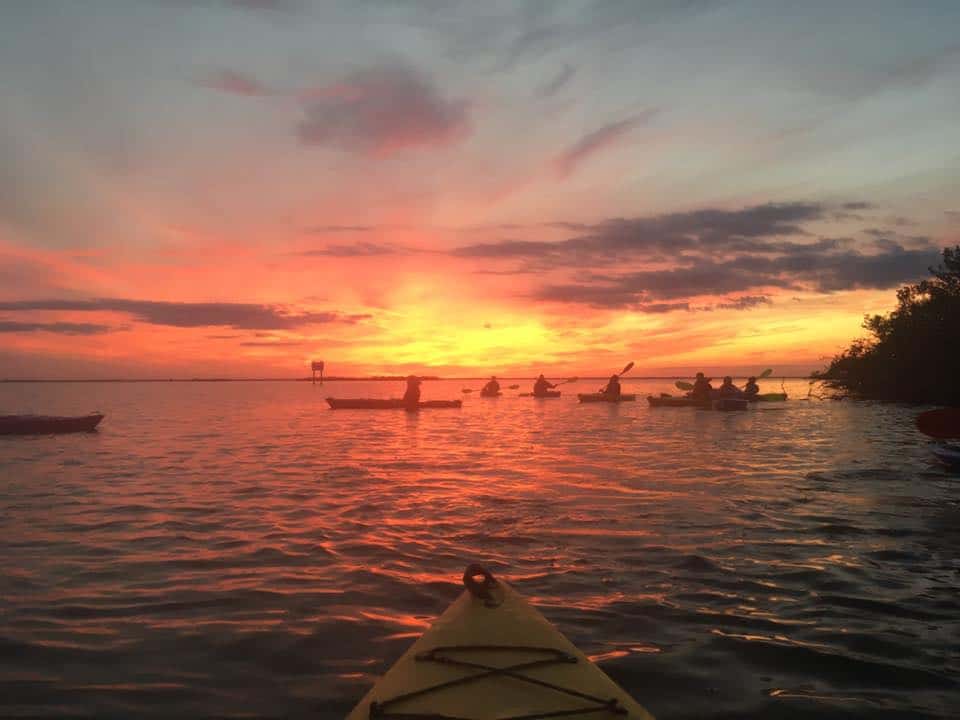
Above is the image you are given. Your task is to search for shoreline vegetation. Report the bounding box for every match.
[813,246,960,405]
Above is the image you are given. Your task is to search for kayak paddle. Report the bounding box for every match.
[916,407,960,439]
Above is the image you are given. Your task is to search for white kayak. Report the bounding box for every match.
[347,564,654,719]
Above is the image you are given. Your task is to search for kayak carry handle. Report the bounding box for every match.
[463,563,498,604]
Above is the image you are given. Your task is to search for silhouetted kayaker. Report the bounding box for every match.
[718,376,741,397]
[403,376,421,408]
[602,374,621,399]
[532,374,556,397]
[482,376,500,395]
[689,372,713,400]
[743,376,759,397]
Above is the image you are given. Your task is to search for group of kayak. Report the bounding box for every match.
[480,373,632,402]
[328,366,638,411]
[648,372,787,411]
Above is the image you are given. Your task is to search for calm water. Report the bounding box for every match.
[1,379,957,719]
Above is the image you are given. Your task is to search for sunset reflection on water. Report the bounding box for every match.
[0,379,957,718]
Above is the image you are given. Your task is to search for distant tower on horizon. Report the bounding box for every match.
[311,360,324,384]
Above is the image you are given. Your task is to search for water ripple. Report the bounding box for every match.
[1,379,958,718]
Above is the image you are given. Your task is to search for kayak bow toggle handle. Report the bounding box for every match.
[463,563,498,604]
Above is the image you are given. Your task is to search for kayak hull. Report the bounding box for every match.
[748,392,787,402]
[520,391,561,398]
[917,407,960,440]
[347,565,653,720]
[577,393,637,403]
[0,413,104,435]
[326,398,462,410]
[647,395,710,408]
[714,398,749,411]
[479,391,502,398]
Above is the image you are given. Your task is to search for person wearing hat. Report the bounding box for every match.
[403,375,422,409]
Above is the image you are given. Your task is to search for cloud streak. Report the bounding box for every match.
[553,112,656,178]
[297,242,400,257]
[200,69,273,97]
[538,64,576,97]
[0,299,368,330]
[0,320,113,335]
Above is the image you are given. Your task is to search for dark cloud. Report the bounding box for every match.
[533,245,940,308]
[200,69,273,96]
[0,320,113,335]
[298,242,398,257]
[454,202,829,264]
[538,64,576,97]
[636,302,690,314]
[716,295,772,310]
[298,63,470,155]
[0,299,368,329]
[553,112,657,178]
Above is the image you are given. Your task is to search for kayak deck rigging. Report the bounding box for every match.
[348,564,652,719]
[370,644,629,719]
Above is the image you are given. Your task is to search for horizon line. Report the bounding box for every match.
[0,375,817,383]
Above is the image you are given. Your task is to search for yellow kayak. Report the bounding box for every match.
[347,564,654,720]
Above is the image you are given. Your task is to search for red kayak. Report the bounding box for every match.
[519,391,561,398]
[0,413,104,435]
[326,398,462,410]
[916,407,960,440]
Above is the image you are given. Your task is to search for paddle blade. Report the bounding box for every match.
[916,408,960,439]
[507,384,519,390]
[759,368,773,378]
[461,388,473,393]
[565,377,579,384]
[676,380,694,391]
[620,361,635,376]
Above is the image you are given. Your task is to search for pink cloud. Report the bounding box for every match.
[552,111,657,179]
[297,64,471,156]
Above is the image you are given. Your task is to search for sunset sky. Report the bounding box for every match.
[2,0,958,379]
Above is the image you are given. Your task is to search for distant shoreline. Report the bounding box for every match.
[1,376,816,383]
